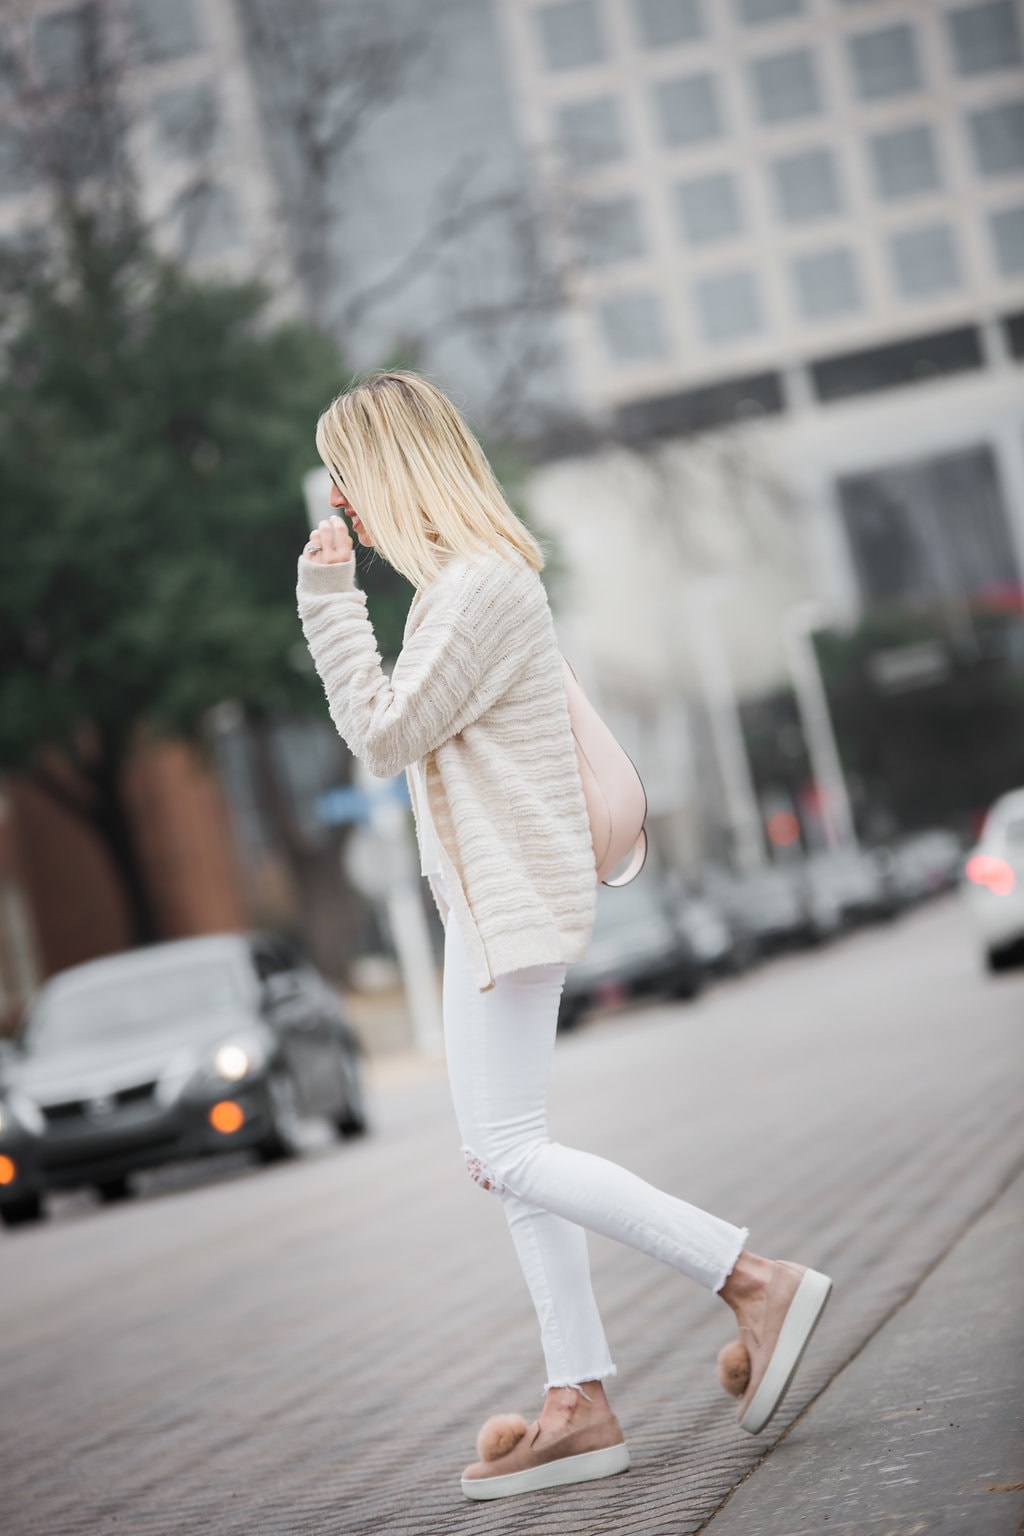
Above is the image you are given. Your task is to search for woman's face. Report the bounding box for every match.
[328,476,374,548]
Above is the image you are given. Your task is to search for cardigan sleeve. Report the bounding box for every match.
[295,552,523,779]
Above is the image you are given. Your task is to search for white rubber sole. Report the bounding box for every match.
[738,1266,833,1435]
[460,1441,630,1500]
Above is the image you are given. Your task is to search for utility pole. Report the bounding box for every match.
[784,602,856,851]
[688,578,767,874]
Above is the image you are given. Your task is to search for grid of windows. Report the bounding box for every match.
[869,123,941,201]
[968,99,1024,177]
[792,247,861,319]
[527,1,1024,375]
[536,0,604,71]
[694,269,761,340]
[573,195,647,265]
[632,0,704,48]
[556,96,625,170]
[772,146,841,222]
[988,205,1024,275]
[597,290,668,360]
[889,223,960,298]
[654,72,723,146]
[750,48,820,124]
[674,171,743,244]
[848,24,922,101]
[945,2,1023,78]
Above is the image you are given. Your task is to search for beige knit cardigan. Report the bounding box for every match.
[295,540,598,991]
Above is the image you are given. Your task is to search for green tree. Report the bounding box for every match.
[0,210,416,948]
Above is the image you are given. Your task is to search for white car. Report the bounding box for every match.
[963,789,1024,972]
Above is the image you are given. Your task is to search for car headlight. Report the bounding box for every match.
[0,1093,45,1137]
[212,1038,265,1082]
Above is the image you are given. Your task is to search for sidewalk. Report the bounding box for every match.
[701,1164,1024,1536]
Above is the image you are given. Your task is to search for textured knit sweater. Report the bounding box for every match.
[295,540,598,991]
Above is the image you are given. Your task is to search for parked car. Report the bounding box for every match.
[962,789,1024,972]
[0,1078,46,1228]
[662,875,750,977]
[558,879,703,1031]
[801,848,897,927]
[707,865,811,955]
[0,932,368,1223]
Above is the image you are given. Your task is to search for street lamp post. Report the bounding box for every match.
[784,602,856,851]
[688,578,767,874]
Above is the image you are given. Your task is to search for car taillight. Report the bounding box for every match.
[965,854,1016,895]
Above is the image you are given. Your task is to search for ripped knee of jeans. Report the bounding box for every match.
[462,1146,507,1197]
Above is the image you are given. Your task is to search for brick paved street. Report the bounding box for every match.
[3,894,1023,1536]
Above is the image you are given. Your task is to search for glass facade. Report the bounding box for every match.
[750,48,821,124]
[598,290,668,360]
[848,24,922,101]
[557,96,626,170]
[536,0,605,71]
[694,269,761,340]
[675,171,743,244]
[838,446,1018,611]
[870,124,941,202]
[772,146,842,222]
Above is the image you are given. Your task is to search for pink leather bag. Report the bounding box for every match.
[561,655,648,887]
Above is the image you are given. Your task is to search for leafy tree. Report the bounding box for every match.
[0,210,414,948]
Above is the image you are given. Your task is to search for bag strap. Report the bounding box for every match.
[601,827,648,888]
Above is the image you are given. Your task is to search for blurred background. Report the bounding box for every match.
[0,0,1023,1092]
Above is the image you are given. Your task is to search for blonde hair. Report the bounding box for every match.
[314,370,547,590]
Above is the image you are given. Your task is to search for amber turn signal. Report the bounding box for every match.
[208,1101,245,1134]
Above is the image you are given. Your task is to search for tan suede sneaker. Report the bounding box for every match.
[460,1409,630,1500]
[717,1259,833,1435]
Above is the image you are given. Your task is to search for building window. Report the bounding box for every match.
[889,223,960,299]
[535,1,605,71]
[675,171,743,244]
[946,2,1022,78]
[34,4,100,89]
[968,98,1024,178]
[792,247,861,319]
[556,97,624,171]
[838,446,1017,613]
[772,146,841,223]
[750,48,821,125]
[151,83,219,161]
[654,72,723,146]
[694,270,761,341]
[0,124,34,197]
[869,123,941,202]
[848,24,921,101]
[735,0,805,25]
[597,290,668,361]
[989,205,1024,276]
[177,182,241,260]
[632,0,704,48]
[132,0,201,63]
[573,195,646,265]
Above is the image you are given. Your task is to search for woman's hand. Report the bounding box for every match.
[303,514,354,565]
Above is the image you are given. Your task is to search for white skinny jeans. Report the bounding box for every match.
[438,871,751,1392]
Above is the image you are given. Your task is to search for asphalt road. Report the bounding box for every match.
[3,894,1022,1536]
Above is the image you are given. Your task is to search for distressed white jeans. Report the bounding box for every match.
[438,871,751,1392]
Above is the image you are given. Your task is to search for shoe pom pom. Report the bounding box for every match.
[476,1413,530,1462]
[716,1340,751,1397]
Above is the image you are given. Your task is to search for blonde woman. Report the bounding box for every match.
[297,370,832,1503]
